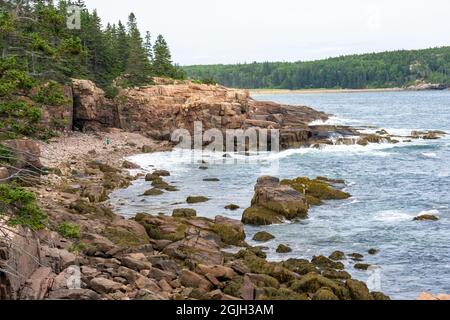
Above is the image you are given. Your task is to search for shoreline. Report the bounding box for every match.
[25,131,391,300]
[249,88,406,95]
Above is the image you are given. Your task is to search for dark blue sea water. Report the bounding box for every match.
[110,91,450,299]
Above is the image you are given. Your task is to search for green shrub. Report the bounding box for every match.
[0,184,47,230]
[33,81,68,106]
[57,222,81,239]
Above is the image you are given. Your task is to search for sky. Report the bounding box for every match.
[83,0,450,66]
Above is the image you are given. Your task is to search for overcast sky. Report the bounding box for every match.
[83,0,450,66]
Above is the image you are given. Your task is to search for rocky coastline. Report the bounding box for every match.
[1,80,448,300]
[0,135,390,300]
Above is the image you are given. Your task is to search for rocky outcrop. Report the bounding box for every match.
[242,176,350,226]
[70,81,344,149]
[69,80,448,150]
[72,79,119,131]
[242,176,309,225]
[0,227,42,299]
[406,82,449,91]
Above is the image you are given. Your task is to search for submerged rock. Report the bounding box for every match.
[225,204,240,210]
[311,255,344,270]
[252,231,275,242]
[413,214,439,221]
[348,253,364,261]
[354,263,371,271]
[276,244,292,253]
[145,173,160,181]
[122,160,140,169]
[153,169,170,176]
[329,250,345,261]
[142,188,164,196]
[186,196,209,204]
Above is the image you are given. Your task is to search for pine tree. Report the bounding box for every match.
[152,34,174,78]
[144,31,153,62]
[124,13,151,86]
[116,20,129,73]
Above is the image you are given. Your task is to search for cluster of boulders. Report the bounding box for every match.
[242,176,350,225]
[0,142,392,300]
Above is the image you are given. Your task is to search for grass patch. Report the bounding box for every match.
[0,184,47,230]
[57,222,81,239]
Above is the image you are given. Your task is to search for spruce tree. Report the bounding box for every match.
[124,13,151,86]
[152,34,174,78]
[144,31,153,62]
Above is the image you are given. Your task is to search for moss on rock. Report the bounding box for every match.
[241,206,284,226]
[225,204,240,210]
[102,226,150,248]
[281,177,350,205]
[258,287,309,300]
[252,231,275,242]
[172,208,197,218]
[329,250,345,261]
[212,223,245,246]
[313,288,339,300]
[142,188,164,196]
[276,244,292,253]
[186,196,209,204]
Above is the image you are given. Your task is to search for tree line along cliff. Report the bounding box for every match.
[183,47,450,89]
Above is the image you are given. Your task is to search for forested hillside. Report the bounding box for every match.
[0,0,184,140]
[0,0,184,91]
[183,47,450,89]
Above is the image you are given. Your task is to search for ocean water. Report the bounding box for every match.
[109,90,450,299]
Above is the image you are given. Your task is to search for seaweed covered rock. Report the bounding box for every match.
[413,214,439,221]
[212,215,246,246]
[252,231,275,242]
[283,259,318,275]
[102,219,150,248]
[291,273,348,299]
[311,255,345,270]
[276,244,292,253]
[313,288,339,300]
[345,279,373,300]
[142,188,164,196]
[153,169,170,177]
[172,208,197,218]
[186,196,209,204]
[242,176,309,225]
[224,204,240,210]
[281,176,350,206]
[329,250,345,261]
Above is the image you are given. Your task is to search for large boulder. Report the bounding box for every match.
[212,215,246,246]
[0,226,42,300]
[242,176,309,225]
[163,234,224,266]
[72,79,118,130]
[2,139,43,170]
